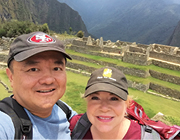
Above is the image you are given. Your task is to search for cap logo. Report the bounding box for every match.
[103,68,112,78]
[28,33,56,44]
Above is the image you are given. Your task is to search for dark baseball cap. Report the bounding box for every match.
[84,67,128,100]
[7,31,72,67]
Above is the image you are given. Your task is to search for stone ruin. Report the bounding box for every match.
[72,36,180,67]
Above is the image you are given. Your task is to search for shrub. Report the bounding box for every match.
[0,29,6,38]
[76,30,84,38]
[40,23,49,33]
[0,20,50,38]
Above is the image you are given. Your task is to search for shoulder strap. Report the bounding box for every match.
[141,125,161,140]
[56,100,72,120]
[71,113,92,140]
[0,97,32,140]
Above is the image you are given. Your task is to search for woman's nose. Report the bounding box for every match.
[99,101,110,112]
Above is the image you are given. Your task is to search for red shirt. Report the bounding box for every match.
[70,114,141,139]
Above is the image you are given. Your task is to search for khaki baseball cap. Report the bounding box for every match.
[7,31,72,67]
[84,67,128,100]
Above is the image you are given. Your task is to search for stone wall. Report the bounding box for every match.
[149,70,180,85]
[150,52,180,64]
[137,44,149,49]
[149,83,180,99]
[177,50,180,56]
[128,80,149,92]
[123,52,149,66]
[152,60,180,71]
[129,46,146,54]
[151,44,177,54]
[72,39,87,46]
[102,46,121,54]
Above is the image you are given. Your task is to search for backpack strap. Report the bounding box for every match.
[0,97,32,140]
[56,100,72,120]
[71,113,92,140]
[141,125,161,140]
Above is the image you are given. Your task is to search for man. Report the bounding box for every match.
[0,31,77,139]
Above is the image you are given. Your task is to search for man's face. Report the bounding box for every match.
[6,51,67,118]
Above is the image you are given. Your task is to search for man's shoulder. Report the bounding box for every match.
[0,111,15,139]
[55,100,77,119]
[0,111,14,126]
[0,110,13,122]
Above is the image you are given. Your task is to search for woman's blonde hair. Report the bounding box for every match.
[126,95,133,108]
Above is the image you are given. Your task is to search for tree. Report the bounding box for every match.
[69,27,72,35]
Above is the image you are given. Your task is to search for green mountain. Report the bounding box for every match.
[0,0,89,35]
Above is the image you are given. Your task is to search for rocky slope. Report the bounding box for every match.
[167,20,180,47]
[0,0,89,36]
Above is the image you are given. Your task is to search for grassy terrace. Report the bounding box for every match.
[66,49,180,77]
[66,49,180,92]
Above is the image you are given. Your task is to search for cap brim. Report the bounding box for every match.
[14,46,72,61]
[84,83,128,100]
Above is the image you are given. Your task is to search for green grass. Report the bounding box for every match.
[53,33,77,41]
[0,69,12,99]
[71,59,103,68]
[164,116,180,126]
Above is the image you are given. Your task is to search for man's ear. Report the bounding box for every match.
[6,68,13,88]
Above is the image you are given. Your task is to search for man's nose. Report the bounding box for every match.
[38,71,55,85]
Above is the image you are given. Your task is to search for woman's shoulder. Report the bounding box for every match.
[69,113,84,132]
[125,120,161,140]
[123,120,141,139]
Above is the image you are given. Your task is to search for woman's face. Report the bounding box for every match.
[86,91,127,133]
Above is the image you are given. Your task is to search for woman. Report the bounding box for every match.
[70,66,161,139]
